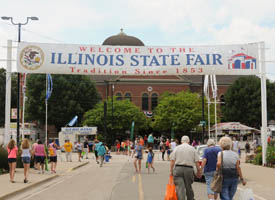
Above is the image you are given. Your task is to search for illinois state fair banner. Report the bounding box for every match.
[17,42,260,75]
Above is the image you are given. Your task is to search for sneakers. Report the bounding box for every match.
[24,179,28,183]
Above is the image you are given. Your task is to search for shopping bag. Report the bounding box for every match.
[210,170,223,193]
[146,162,148,168]
[164,176,178,200]
[239,188,254,200]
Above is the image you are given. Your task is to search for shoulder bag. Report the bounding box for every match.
[210,151,223,193]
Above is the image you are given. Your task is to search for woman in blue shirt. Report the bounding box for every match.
[132,139,143,173]
[201,139,221,200]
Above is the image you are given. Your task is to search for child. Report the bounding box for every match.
[147,147,155,174]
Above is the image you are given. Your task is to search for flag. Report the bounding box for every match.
[203,75,210,102]
[68,115,78,127]
[130,121,135,140]
[46,74,53,101]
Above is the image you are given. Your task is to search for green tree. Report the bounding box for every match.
[222,76,275,129]
[0,69,18,127]
[25,74,100,131]
[152,91,206,135]
[83,98,148,143]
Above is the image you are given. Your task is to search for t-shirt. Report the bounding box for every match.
[7,146,18,159]
[170,142,177,151]
[170,143,199,166]
[218,150,239,178]
[21,148,31,158]
[148,135,154,143]
[147,152,154,163]
[84,141,89,148]
[49,143,57,156]
[64,142,73,152]
[97,144,106,156]
[35,144,45,156]
[95,142,102,151]
[202,146,221,172]
[135,145,143,157]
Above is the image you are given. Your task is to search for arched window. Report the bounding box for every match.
[151,93,158,110]
[125,92,132,101]
[142,93,149,110]
[115,92,123,101]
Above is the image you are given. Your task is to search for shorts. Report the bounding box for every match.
[36,156,45,164]
[50,156,57,162]
[77,149,82,153]
[8,158,16,163]
[22,157,31,164]
[204,171,216,195]
[94,150,98,158]
[135,155,142,160]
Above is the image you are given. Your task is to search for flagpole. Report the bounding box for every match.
[22,73,27,141]
[45,74,48,145]
[214,94,217,143]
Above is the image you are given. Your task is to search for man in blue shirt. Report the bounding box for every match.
[201,139,221,200]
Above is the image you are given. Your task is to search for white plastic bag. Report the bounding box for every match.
[239,188,254,200]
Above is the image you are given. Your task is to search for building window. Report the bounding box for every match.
[151,93,158,110]
[142,93,149,110]
[115,92,123,100]
[125,92,132,101]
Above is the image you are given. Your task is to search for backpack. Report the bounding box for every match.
[245,143,250,149]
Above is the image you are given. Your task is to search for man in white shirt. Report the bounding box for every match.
[232,137,239,153]
[170,136,201,200]
[170,139,177,151]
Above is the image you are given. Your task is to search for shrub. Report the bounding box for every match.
[266,144,275,167]
[253,153,262,165]
[0,145,9,173]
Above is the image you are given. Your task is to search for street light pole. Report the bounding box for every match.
[1,16,39,146]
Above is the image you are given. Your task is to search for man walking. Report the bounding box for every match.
[170,136,201,200]
[63,139,73,162]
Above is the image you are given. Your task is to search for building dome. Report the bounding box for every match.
[102,29,145,46]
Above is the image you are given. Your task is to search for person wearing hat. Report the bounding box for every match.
[63,139,73,162]
[201,139,221,200]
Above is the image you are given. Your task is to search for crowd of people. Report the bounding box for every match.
[6,133,252,200]
[5,136,112,184]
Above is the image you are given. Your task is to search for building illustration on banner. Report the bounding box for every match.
[228,53,257,70]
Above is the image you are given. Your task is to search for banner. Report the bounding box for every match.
[17,42,260,75]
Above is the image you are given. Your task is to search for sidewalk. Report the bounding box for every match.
[0,153,90,200]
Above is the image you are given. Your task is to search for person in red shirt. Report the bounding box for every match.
[116,140,121,154]
[144,135,148,146]
[7,139,18,183]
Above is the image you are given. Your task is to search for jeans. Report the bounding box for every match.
[204,171,216,195]
[220,177,238,200]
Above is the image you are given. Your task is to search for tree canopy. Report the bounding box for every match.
[152,91,206,135]
[25,74,100,131]
[222,76,275,129]
[0,69,18,127]
[83,98,148,142]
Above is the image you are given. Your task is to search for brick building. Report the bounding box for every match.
[93,30,242,113]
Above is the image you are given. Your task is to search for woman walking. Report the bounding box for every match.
[49,140,59,173]
[75,140,83,162]
[34,140,46,174]
[7,139,17,183]
[21,139,31,183]
[147,147,155,173]
[217,136,246,200]
[201,139,221,200]
[133,139,143,173]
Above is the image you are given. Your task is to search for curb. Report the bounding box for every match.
[0,162,89,200]
[69,161,89,171]
[0,174,59,200]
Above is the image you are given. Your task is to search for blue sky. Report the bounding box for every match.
[1,0,275,79]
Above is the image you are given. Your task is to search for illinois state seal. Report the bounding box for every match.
[20,45,44,70]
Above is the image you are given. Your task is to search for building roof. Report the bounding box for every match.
[102,29,145,46]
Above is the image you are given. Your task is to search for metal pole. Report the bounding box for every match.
[4,40,12,145]
[45,74,48,145]
[16,23,21,146]
[208,101,210,139]
[22,74,27,140]
[214,95,217,143]
[111,84,114,143]
[202,75,205,143]
[260,42,267,166]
